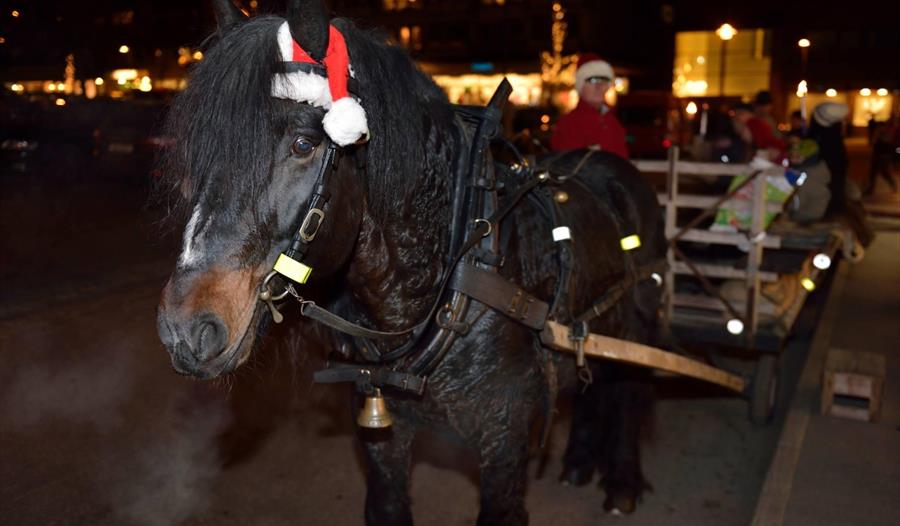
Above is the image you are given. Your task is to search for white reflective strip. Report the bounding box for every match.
[552,226,571,242]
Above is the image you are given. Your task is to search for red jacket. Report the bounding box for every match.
[747,116,787,153]
[550,100,629,159]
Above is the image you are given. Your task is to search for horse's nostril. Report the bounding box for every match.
[191,315,228,361]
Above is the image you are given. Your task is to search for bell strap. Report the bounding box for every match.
[313,364,426,395]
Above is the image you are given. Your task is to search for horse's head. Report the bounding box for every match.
[157,1,370,378]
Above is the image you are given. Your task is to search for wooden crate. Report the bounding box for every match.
[821,349,886,422]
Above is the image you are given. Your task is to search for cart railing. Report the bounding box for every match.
[634,147,777,340]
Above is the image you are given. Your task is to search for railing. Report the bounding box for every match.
[633,147,774,339]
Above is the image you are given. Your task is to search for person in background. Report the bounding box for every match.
[550,54,629,158]
[807,102,850,216]
[787,110,806,138]
[747,90,787,159]
[712,102,755,164]
[786,138,831,224]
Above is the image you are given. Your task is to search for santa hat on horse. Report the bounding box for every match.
[270,0,369,146]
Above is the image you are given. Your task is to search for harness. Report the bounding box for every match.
[259,79,663,400]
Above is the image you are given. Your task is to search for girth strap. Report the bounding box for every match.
[449,261,549,330]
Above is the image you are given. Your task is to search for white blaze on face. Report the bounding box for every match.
[178,205,208,269]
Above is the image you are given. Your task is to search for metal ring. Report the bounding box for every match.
[260,270,290,301]
[473,218,492,237]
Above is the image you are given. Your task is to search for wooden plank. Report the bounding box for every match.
[673,293,777,315]
[828,405,871,421]
[657,193,784,213]
[676,160,753,176]
[678,228,782,248]
[746,172,766,336]
[541,320,746,393]
[824,349,887,378]
[663,147,679,324]
[830,372,874,399]
[671,261,779,282]
[633,159,754,177]
[632,159,670,173]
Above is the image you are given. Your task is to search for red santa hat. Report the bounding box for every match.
[272,21,368,146]
[574,53,615,93]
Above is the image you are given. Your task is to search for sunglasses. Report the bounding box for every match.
[586,76,612,84]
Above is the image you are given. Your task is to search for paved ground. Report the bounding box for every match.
[0,143,876,526]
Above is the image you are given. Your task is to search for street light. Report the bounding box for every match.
[716,23,737,97]
[798,38,811,122]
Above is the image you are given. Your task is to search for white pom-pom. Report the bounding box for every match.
[323,97,369,146]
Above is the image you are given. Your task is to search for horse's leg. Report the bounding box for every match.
[559,383,605,486]
[474,419,531,526]
[360,416,416,526]
[599,369,653,514]
[599,294,657,513]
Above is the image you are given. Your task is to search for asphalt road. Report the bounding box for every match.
[1,170,821,525]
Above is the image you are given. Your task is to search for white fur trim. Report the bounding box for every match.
[271,69,333,109]
[323,97,369,146]
[276,22,294,62]
[575,60,615,93]
[272,21,332,108]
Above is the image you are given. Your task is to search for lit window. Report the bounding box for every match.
[399,26,410,47]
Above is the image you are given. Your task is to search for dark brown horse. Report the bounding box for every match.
[156,1,664,523]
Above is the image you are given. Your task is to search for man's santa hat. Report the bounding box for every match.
[271,20,368,146]
[574,53,615,93]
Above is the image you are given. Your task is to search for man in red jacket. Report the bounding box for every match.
[550,53,629,159]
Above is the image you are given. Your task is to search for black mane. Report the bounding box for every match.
[159,15,458,224]
[160,16,282,217]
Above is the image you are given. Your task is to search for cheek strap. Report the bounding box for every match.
[273,143,339,283]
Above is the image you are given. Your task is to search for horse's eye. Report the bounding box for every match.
[291,137,316,157]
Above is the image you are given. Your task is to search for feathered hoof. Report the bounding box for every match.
[558,465,594,487]
[603,493,637,516]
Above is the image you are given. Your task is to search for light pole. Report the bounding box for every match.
[716,23,737,97]
[798,38,811,123]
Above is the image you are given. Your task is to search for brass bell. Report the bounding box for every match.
[357,388,393,429]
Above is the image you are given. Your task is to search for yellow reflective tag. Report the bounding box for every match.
[273,253,313,284]
[800,277,816,292]
[619,234,641,251]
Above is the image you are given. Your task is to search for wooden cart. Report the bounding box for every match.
[628,147,858,423]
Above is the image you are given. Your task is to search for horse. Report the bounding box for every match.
[156,1,665,523]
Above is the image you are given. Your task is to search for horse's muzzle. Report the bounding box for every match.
[157,306,231,378]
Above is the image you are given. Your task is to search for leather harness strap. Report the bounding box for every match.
[449,262,549,331]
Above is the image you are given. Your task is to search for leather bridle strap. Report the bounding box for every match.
[285,143,338,262]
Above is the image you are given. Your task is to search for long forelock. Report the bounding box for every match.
[159,16,285,223]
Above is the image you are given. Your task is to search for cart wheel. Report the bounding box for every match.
[750,354,779,425]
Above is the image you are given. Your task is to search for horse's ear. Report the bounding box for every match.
[212,0,247,33]
[286,0,330,62]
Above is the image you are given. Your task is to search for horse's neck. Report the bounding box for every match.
[343,209,447,331]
